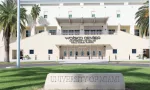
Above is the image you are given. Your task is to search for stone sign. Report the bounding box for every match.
[44,73,125,90]
[65,36,101,44]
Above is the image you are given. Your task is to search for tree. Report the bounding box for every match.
[0,0,27,62]
[31,4,41,35]
[135,1,149,37]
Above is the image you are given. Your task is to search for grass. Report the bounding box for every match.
[0,65,150,90]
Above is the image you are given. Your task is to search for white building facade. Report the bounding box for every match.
[0,0,149,61]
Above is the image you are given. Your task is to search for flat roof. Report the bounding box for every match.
[20,0,146,4]
[56,17,109,25]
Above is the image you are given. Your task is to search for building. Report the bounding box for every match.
[0,0,149,61]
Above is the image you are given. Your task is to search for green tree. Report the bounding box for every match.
[31,4,41,35]
[0,0,27,62]
[135,1,149,37]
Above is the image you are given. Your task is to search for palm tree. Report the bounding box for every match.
[135,1,149,37]
[31,4,41,35]
[0,0,27,62]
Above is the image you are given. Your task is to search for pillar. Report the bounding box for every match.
[130,24,135,35]
[80,25,84,35]
[57,25,61,35]
[31,25,35,36]
[102,24,108,34]
[117,23,120,34]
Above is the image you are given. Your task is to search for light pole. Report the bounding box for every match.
[17,0,20,68]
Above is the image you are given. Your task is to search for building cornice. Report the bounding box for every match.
[20,0,146,4]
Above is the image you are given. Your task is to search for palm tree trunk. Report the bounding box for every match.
[3,28,10,62]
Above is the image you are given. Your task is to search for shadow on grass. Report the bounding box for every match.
[0,65,150,90]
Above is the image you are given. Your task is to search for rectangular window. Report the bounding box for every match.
[29,50,34,54]
[135,29,139,36]
[48,50,53,54]
[92,14,95,17]
[44,11,48,18]
[109,29,115,34]
[121,29,126,32]
[113,49,117,54]
[93,51,96,56]
[75,30,80,35]
[49,30,56,35]
[132,49,136,54]
[69,14,72,18]
[26,30,31,37]
[117,14,120,18]
[39,30,44,33]
[70,51,72,56]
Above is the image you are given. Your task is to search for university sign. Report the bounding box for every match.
[44,73,125,90]
[65,36,101,44]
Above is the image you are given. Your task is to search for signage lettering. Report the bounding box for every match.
[65,36,101,44]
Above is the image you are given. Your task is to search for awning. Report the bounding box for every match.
[56,17,109,24]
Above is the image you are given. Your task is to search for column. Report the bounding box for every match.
[57,25,61,35]
[117,23,121,34]
[44,25,47,32]
[31,25,36,36]
[80,25,84,35]
[130,24,135,35]
[102,24,108,34]
[90,45,92,59]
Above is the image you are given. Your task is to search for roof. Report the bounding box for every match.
[56,17,109,25]
[20,0,146,4]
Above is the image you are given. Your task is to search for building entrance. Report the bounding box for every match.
[59,45,106,60]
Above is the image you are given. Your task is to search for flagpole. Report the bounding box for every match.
[148,0,150,58]
[17,0,20,68]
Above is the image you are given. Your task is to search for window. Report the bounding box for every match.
[64,51,67,56]
[81,51,84,56]
[48,50,53,54]
[26,30,31,37]
[85,30,90,35]
[117,14,120,18]
[49,30,56,35]
[39,30,44,33]
[135,29,139,36]
[93,51,96,56]
[69,30,74,35]
[75,30,80,35]
[62,30,69,35]
[92,14,95,17]
[44,11,48,18]
[109,29,115,34]
[97,30,102,35]
[68,11,72,18]
[99,51,101,56]
[113,49,117,54]
[29,50,34,54]
[75,51,78,56]
[69,14,72,18]
[87,51,90,56]
[70,51,72,56]
[132,49,136,54]
[121,29,126,32]
[91,11,95,17]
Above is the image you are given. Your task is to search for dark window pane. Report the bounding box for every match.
[26,30,31,37]
[48,50,53,54]
[29,50,34,54]
[132,49,136,54]
[113,49,117,54]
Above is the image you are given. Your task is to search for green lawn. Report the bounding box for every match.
[0,65,150,90]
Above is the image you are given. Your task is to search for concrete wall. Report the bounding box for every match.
[0,31,146,61]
